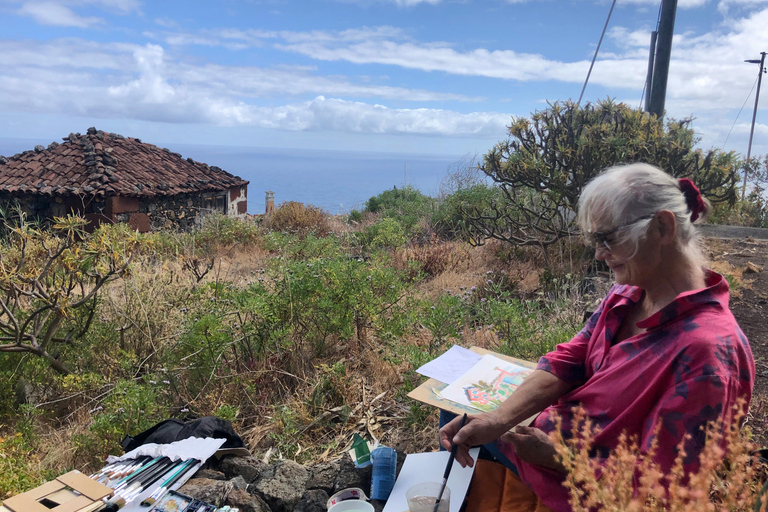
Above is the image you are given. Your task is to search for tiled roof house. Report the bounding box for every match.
[0,128,249,232]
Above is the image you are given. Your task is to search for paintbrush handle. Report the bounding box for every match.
[433,413,467,512]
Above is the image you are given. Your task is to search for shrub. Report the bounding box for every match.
[552,403,764,511]
[359,218,407,250]
[262,201,331,237]
[405,237,470,278]
[364,185,435,234]
[433,184,502,241]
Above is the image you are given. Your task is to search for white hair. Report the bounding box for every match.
[577,163,711,266]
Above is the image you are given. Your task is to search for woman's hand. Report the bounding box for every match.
[500,425,565,473]
[438,412,507,468]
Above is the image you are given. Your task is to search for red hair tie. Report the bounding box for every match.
[678,178,705,222]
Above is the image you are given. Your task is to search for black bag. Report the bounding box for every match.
[121,417,250,457]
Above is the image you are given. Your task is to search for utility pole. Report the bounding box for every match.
[648,0,678,118]
[644,31,658,110]
[743,52,767,200]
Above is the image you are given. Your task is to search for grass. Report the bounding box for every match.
[0,214,595,495]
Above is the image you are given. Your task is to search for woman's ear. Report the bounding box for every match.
[656,210,677,245]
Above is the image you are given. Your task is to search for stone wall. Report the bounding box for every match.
[178,453,406,512]
[0,189,244,232]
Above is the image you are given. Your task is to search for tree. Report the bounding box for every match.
[0,212,135,374]
[465,99,740,249]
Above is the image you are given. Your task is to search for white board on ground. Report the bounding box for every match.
[382,448,480,512]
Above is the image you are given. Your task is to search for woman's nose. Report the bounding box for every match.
[594,244,609,260]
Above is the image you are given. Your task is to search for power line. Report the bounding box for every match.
[577,0,617,106]
[722,74,759,150]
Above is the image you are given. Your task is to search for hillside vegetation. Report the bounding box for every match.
[2,100,767,506]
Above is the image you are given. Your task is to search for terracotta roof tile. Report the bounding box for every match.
[0,129,248,198]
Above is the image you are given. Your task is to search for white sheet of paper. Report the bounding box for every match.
[439,355,533,412]
[382,448,480,512]
[416,345,482,384]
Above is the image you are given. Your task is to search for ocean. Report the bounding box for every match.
[0,139,468,215]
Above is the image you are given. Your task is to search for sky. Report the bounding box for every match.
[0,0,767,159]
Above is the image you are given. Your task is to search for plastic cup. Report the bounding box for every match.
[405,482,450,512]
[327,500,375,512]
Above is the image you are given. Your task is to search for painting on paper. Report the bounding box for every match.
[439,354,534,412]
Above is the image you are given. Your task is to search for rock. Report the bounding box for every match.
[307,461,339,492]
[195,469,226,481]
[225,488,271,512]
[34,145,45,152]
[294,489,329,512]
[178,477,230,507]
[251,460,310,512]
[334,457,371,493]
[47,142,58,150]
[745,262,762,274]
[218,455,268,483]
[230,475,249,489]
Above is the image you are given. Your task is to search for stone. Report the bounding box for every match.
[47,142,58,150]
[225,488,270,512]
[178,477,229,507]
[34,145,45,152]
[0,156,6,164]
[218,456,268,483]
[307,461,339,493]
[294,489,329,512]
[87,127,97,135]
[334,457,371,493]
[745,262,762,274]
[195,469,226,481]
[230,475,249,489]
[251,460,310,512]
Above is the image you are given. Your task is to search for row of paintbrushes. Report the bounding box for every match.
[91,455,202,511]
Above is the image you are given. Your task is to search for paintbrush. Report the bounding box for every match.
[141,458,201,507]
[433,413,467,512]
[113,456,169,491]
[102,458,185,511]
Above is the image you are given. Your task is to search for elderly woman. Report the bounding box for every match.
[440,163,754,512]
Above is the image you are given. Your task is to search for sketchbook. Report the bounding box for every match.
[439,354,534,412]
[407,347,536,417]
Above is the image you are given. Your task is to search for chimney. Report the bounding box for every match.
[265,191,275,214]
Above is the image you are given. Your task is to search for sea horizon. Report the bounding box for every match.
[0,138,472,215]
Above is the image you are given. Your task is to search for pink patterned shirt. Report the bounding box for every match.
[502,271,755,512]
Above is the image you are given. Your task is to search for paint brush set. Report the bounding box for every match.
[92,455,205,511]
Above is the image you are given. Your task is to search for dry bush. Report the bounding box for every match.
[262,201,332,237]
[394,238,471,280]
[99,256,189,371]
[552,403,766,512]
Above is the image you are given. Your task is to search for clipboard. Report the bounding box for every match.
[407,346,537,418]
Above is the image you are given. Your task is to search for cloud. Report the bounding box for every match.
[0,40,499,136]
[14,0,140,27]
[17,1,103,27]
[232,96,510,136]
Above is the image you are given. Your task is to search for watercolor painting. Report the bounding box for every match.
[439,355,533,412]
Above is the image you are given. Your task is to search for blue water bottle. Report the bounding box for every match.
[370,446,397,500]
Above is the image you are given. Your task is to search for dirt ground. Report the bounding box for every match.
[706,236,768,445]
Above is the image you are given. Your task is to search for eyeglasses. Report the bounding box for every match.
[585,213,656,251]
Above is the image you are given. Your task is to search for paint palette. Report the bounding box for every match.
[149,491,221,512]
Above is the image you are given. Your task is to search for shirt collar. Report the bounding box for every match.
[612,270,728,330]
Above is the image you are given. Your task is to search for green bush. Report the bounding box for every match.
[364,185,435,234]
[433,184,503,240]
[359,218,407,250]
